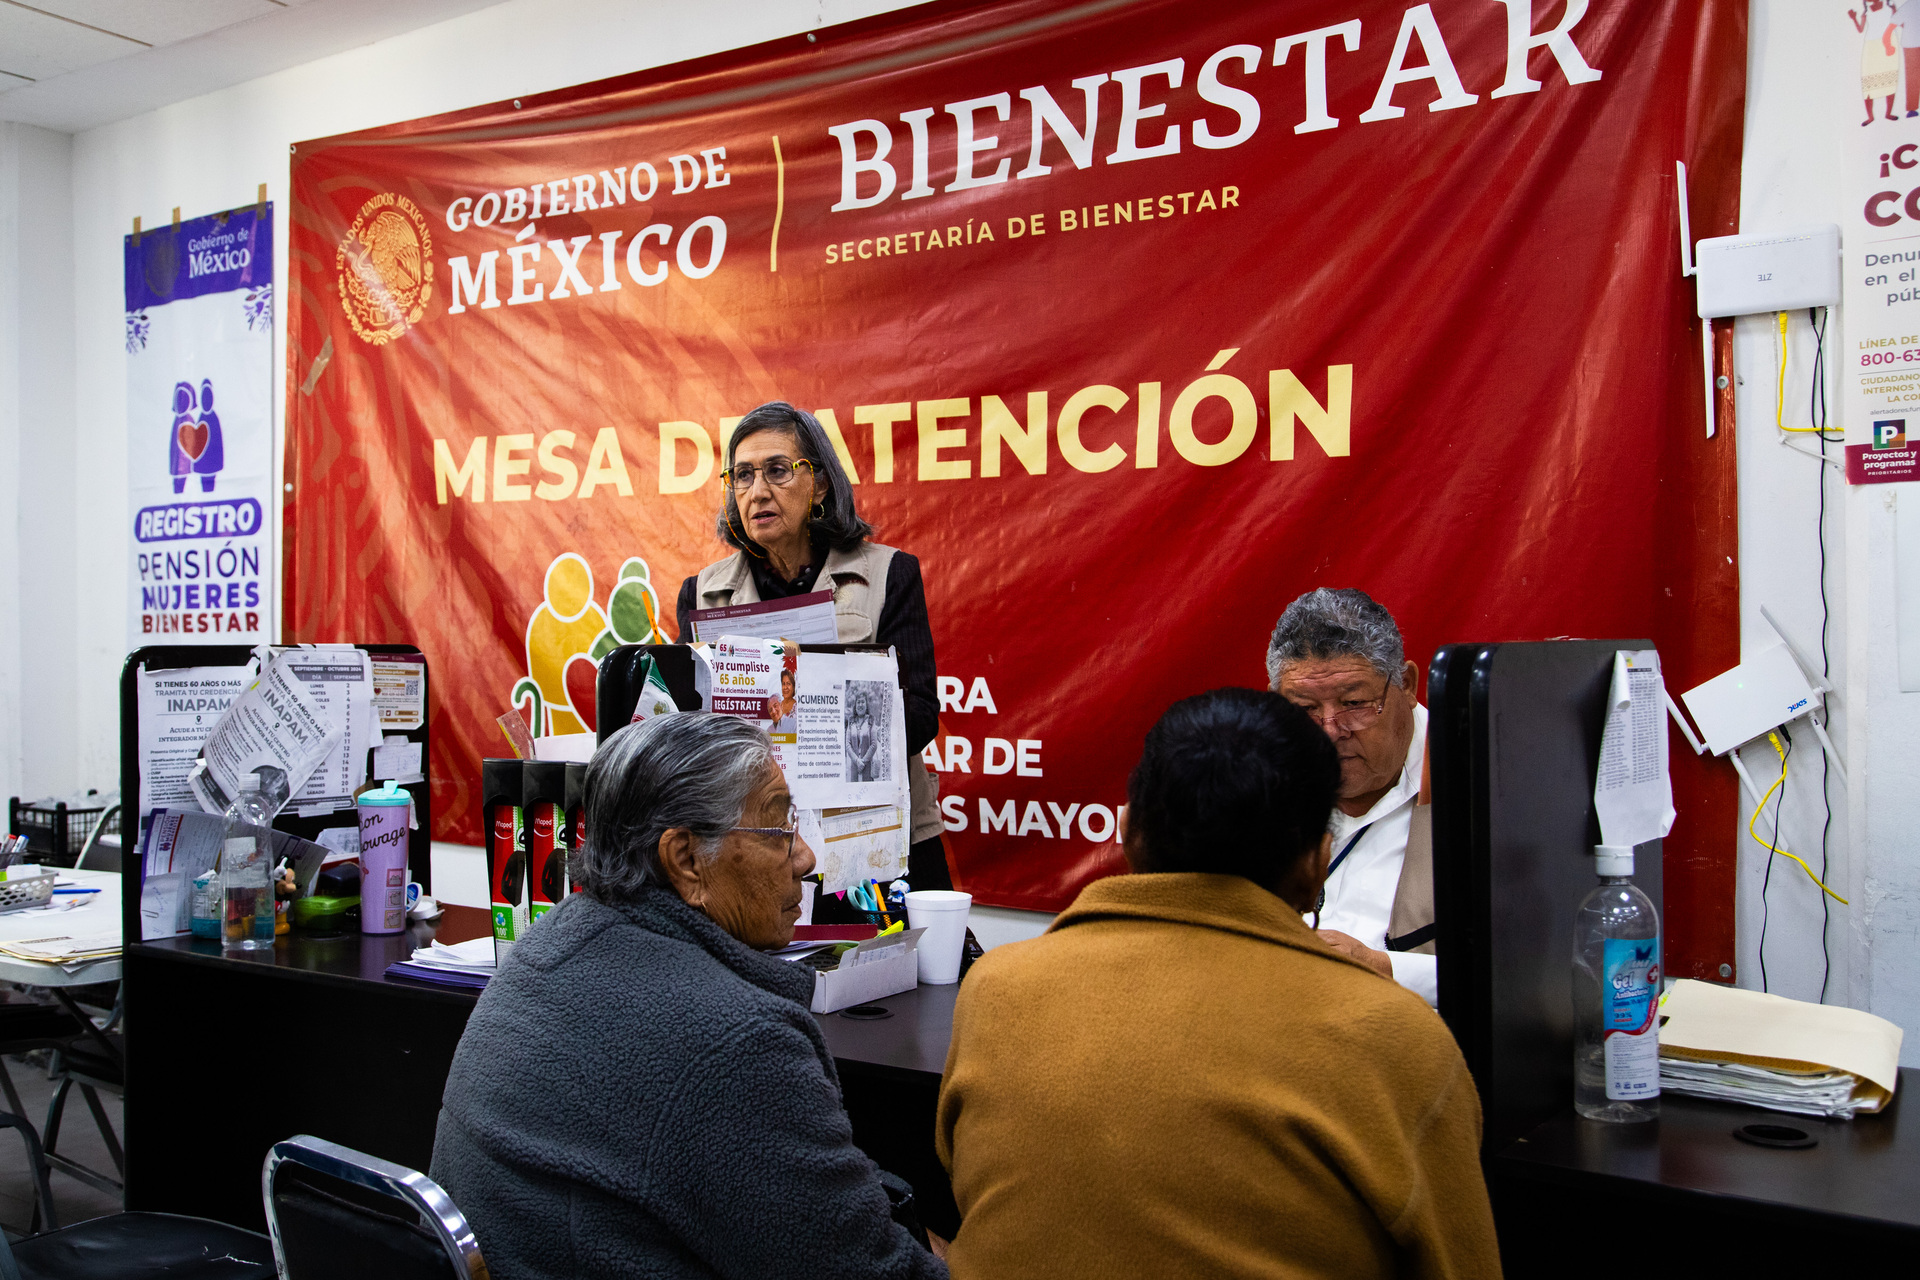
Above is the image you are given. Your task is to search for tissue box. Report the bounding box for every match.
[810,930,921,1014]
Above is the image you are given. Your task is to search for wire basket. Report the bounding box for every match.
[0,872,57,915]
[5,798,116,869]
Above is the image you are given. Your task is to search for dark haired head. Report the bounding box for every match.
[1125,688,1340,896]
[717,401,873,554]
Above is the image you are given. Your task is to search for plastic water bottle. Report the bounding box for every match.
[1572,843,1661,1122]
[220,775,276,951]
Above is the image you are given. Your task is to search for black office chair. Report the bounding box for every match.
[72,804,120,874]
[0,993,87,1230]
[0,1112,271,1280]
[262,1135,488,1279]
[38,989,125,1211]
[0,1213,274,1280]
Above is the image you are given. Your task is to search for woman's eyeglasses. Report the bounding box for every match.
[722,458,815,491]
[728,802,800,857]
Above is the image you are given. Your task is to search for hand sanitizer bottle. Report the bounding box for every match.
[1573,843,1661,1122]
[220,775,277,951]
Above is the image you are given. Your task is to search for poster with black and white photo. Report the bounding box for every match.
[790,651,906,811]
[705,638,907,810]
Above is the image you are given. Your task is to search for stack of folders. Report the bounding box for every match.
[1658,979,1904,1120]
[384,935,496,990]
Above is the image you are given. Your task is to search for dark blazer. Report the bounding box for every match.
[431,888,946,1280]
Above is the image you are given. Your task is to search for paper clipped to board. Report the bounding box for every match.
[1594,649,1675,849]
[699,636,911,892]
[1660,978,1904,1109]
[686,590,840,645]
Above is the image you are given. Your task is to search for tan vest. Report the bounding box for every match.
[1386,805,1436,955]
[694,542,943,843]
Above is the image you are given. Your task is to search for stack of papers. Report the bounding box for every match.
[385,935,496,990]
[0,933,122,971]
[1659,979,1905,1119]
[1659,1059,1865,1118]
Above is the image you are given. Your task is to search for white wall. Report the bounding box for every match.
[8,2,1918,988]
[0,122,77,810]
[1736,1,1920,1066]
[61,0,929,807]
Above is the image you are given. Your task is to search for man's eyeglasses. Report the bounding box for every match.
[1291,694,1388,734]
[729,802,800,857]
[722,459,815,491]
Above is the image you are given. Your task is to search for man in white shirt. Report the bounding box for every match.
[1267,589,1437,1008]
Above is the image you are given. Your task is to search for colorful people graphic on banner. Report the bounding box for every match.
[169,379,224,494]
[512,553,669,737]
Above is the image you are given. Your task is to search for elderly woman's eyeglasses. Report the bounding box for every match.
[722,459,815,491]
[729,802,800,857]
[1291,694,1388,734]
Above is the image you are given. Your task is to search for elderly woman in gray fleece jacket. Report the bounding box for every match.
[431,713,947,1280]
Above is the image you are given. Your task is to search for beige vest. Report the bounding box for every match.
[694,542,943,843]
[1385,805,1436,956]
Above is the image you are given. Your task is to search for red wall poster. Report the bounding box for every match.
[287,0,1747,976]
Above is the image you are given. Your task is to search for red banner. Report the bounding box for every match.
[288,0,1746,975]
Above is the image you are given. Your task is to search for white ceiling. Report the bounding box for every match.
[0,0,507,132]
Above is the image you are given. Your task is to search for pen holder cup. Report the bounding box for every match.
[904,890,972,985]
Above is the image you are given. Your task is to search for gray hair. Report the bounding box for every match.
[576,713,775,906]
[717,401,873,554]
[1265,588,1406,690]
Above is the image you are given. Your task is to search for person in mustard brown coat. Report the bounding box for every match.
[936,688,1500,1280]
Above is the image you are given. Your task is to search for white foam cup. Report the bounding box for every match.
[904,890,972,985]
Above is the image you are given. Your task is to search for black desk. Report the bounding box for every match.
[122,913,960,1237]
[1489,1073,1920,1272]
[131,911,1913,1266]
[816,984,958,1238]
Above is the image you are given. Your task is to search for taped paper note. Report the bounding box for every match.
[136,663,255,819]
[371,654,426,729]
[1595,649,1675,849]
[287,647,374,813]
[188,651,341,816]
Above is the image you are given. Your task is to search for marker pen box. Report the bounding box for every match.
[809,928,924,1014]
[522,760,568,920]
[481,758,528,964]
[564,761,587,895]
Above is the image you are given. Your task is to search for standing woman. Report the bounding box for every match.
[677,401,952,892]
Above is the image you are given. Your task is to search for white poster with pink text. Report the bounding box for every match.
[125,205,275,646]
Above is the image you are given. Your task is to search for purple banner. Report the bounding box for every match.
[124,206,273,312]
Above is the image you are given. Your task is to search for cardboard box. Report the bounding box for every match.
[809,929,922,1014]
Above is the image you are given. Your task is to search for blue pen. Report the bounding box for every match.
[54,887,101,895]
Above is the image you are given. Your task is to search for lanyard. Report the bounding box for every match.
[1311,824,1373,924]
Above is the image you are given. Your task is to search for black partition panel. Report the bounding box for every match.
[120,644,433,945]
[596,644,707,737]
[1430,640,1663,1150]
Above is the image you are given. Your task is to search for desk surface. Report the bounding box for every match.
[1493,1068,1920,1233]
[815,983,957,1077]
[0,868,122,987]
[132,905,957,1078]
[131,904,491,1004]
